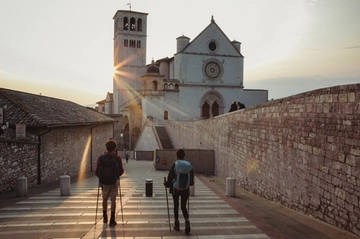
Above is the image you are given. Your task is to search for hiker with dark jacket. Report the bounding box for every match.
[95,139,124,226]
[164,149,194,234]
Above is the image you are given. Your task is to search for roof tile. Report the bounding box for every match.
[0,88,115,128]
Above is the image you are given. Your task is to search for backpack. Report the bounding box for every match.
[98,154,119,185]
[172,160,192,191]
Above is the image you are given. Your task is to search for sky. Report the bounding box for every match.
[0,0,359,106]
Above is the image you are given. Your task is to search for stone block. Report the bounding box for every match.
[60,175,71,196]
[17,177,28,197]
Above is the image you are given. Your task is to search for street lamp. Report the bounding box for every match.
[120,130,125,157]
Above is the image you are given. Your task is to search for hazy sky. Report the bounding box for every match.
[1,0,359,106]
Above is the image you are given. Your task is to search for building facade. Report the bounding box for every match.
[100,10,268,150]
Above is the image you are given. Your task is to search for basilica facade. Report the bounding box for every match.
[97,10,268,150]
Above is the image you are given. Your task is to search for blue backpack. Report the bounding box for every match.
[173,160,192,191]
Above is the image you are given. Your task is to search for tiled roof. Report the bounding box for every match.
[0,88,115,128]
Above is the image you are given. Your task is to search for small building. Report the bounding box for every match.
[0,88,116,193]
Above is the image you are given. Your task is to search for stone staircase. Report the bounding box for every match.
[155,126,173,149]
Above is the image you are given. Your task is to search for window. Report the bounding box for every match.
[164,110,168,120]
[137,18,142,31]
[130,40,136,48]
[123,17,128,30]
[124,39,128,47]
[137,40,141,48]
[209,41,216,51]
[202,102,210,118]
[153,81,158,90]
[212,101,219,117]
[130,17,136,31]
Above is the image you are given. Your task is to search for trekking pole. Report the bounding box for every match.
[188,189,190,215]
[118,179,124,223]
[95,181,100,225]
[164,177,171,231]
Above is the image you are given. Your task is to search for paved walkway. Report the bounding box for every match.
[0,160,358,239]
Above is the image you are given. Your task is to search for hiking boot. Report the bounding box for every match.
[109,219,117,226]
[173,221,180,231]
[103,211,107,223]
[185,220,191,234]
[109,212,117,226]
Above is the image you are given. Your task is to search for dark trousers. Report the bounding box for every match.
[172,188,189,220]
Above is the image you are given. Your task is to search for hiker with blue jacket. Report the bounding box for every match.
[164,149,194,234]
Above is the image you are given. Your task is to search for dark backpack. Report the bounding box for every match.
[173,160,192,191]
[98,154,119,185]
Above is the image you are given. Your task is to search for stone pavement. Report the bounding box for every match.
[0,160,358,239]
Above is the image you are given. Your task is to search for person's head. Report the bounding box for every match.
[176,148,185,160]
[105,139,117,152]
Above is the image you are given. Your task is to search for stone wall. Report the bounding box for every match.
[0,123,114,193]
[153,149,214,174]
[0,138,38,193]
[91,124,116,172]
[164,84,360,237]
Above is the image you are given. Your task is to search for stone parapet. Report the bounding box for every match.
[164,84,360,237]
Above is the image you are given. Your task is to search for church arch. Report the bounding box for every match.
[130,17,136,31]
[199,90,225,118]
[123,17,128,30]
[137,18,142,31]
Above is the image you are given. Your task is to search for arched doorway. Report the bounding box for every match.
[199,90,225,118]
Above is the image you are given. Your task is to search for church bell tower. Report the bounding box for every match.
[112,10,148,114]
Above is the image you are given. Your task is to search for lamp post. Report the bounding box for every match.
[120,131,125,158]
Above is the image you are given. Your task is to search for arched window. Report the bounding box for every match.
[137,18,142,31]
[123,17,128,30]
[169,83,174,90]
[130,17,136,31]
[153,81,158,90]
[164,110,169,120]
[212,101,219,117]
[202,102,210,118]
[164,83,169,90]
